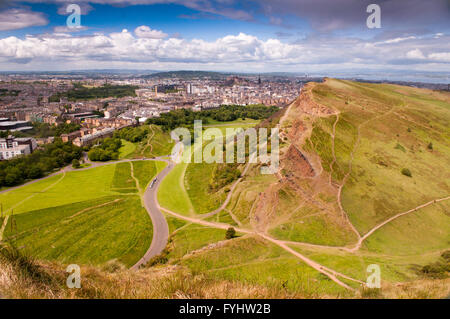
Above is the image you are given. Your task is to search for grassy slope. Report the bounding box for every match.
[289,244,444,284]
[0,160,168,267]
[118,139,136,159]
[146,126,175,157]
[166,223,226,261]
[363,200,450,255]
[158,120,253,216]
[0,165,116,215]
[158,162,194,216]
[213,79,449,291]
[4,196,151,267]
[180,235,349,297]
[184,162,227,215]
[309,80,450,235]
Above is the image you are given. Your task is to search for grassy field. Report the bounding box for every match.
[0,160,168,267]
[132,160,166,191]
[0,165,116,215]
[203,118,260,126]
[3,196,151,267]
[205,210,238,226]
[111,162,137,193]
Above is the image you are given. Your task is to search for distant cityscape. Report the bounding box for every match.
[1,70,449,160]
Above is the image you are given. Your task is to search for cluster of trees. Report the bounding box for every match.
[17,122,81,138]
[49,84,137,102]
[87,137,122,161]
[0,89,21,96]
[114,126,149,143]
[146,104,278,131]
[203,104,279,122]
[147,108,205,131]
[0,140,82,187]
[208,164,241,192]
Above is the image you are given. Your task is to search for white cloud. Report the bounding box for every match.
[53,26,89,33]
[0,30,448,72]
[428,52,450,62]
[382,36,416,44]
[406,49,426,59]
[0,8,48,31]
[134,26,168,39]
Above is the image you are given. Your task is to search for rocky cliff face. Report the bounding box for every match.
[282,144,315,178]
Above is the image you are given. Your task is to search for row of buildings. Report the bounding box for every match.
[0,136,37,160]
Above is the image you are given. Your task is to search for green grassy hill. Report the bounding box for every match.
[0,160,163,267]
[1,80,448,299]
[203,79,450,296]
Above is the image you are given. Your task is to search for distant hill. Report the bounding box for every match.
[143,70,229,79]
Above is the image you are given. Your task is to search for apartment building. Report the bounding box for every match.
[0,136,37,160]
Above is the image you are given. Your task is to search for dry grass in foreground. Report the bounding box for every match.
[1,243,448,299]
[0,243,302,299]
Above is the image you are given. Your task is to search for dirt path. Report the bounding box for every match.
[224,208,243,227]
[141,125,155,156]
[347,195,450,252]
[2,172,66,216]
[159,204,361,290]
[336,104,399,240]
[68,199,123,219]
[329,114,339,186]
[129,162,142,194]
[0,172,67,241]
[0,215,9,241]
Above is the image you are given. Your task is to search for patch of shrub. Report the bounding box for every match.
[360,287,382,299]
[419,251,450,279]
[72,159,80,168]
[88,137,122,161]
[394,143,406,152]
[401,168,412,177]
[225,227,236,240]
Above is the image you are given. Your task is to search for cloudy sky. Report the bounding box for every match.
[0,0,449,75]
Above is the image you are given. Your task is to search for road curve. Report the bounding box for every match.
[131,160,174,270]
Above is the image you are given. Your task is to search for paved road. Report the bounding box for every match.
[130,160,173,270]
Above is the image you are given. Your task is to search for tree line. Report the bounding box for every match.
[0,139,82,187]
[87,137,122,162]
[146,104,279,131]
[113,126,149,143]
[49,84,138,102]
[6,122,81,139]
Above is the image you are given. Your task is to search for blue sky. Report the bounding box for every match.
[0,0,449,75]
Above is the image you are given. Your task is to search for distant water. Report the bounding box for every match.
[314,72,449,84]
